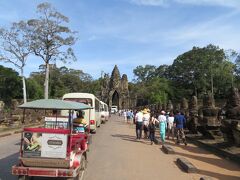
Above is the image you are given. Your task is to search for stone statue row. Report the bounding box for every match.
[137,87,240,147]
[0,99,43,128]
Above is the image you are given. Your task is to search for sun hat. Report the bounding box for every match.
[142,108,148,114]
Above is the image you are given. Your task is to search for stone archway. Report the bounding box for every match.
[101,65,130,110]
[112,90,119,106]
[109,90,122,109]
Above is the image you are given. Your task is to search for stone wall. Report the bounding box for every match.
[0,99,45,128]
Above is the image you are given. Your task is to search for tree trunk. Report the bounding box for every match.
[21,68,27,104]
[194,86,198,98]
[211,73,214,95]
[44,63,50,99]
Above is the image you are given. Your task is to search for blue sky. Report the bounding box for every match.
[0,0,240,81]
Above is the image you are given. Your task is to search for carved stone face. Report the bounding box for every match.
[181,98,188,109]
[0,101,4,110]
[11,99,19,110]
[189,96,198,109]
[203,93,215,107]
[229,87,240,107]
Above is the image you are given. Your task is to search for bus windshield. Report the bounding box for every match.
[64,98,93,106]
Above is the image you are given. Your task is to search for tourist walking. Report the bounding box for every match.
[127,110,132,124]
[174,111,187,146]
[135,110,143,139]
[130,110,134,124]
[148,115,157,145]
[142,108,150,138]
[123,110,127,122]
[158,110,167,144]
[167,112,175,140]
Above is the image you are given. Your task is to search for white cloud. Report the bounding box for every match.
[129,0,240,8]
[175,0,240,8]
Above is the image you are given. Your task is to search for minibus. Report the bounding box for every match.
[62,93,101,133]
[100,101,109,123]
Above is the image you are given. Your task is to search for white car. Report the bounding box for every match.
[111,106,118,114]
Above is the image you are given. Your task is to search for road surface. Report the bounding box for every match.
[0,115,239,180]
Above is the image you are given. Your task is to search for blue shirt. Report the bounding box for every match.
[174,114,186,129]
[127,111,132,118]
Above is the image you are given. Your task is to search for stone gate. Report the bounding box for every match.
[100,65,130,110]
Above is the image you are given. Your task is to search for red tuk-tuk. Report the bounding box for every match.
[12,99,93,180]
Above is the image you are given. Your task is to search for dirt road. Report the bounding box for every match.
[85,115,240,180]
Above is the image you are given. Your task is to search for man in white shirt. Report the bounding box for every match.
[135,110,143,139]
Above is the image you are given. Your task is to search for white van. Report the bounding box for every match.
[62,93,101,133]
[111,106,118,114]
[100,101,109,123]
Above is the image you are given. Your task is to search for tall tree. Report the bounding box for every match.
[0,21,31,103]
[27,2,77,99]
[170,44,233,97]
[133,65,156,82]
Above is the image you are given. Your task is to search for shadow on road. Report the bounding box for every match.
[111,134,151,145]
[163,141,240,180]
[0,152,18,180]
[198,169,240,180]
[164,140,210,154]
[173,159,239,180]
[173,150,240,171]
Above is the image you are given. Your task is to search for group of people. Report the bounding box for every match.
[119,109,134,123]
[134,108,187,146]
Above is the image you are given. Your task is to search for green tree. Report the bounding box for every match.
[27,2,77,99]
[26,79,43,99]
[0,65,22,104]
[29,65,99,98]
[133,65,156,82]
[145,77,172,104]
[169,44,234,97]
[154,64,171,79]
[0,21,31,103]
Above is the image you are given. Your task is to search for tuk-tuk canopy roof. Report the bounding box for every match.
[18,99,93,110]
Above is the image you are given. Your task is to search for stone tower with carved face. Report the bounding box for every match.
[101,65,130,110]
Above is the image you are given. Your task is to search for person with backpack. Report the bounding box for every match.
[148,115,157,145]
[174,111,187,146]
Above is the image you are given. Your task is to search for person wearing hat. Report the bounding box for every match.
[142,108,150,139]
[158,110,167,144]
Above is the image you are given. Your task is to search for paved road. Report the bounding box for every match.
[0,133,19,180]
[0,115,239,180]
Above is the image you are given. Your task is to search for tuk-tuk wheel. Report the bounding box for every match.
[18,175,32,180]
[80,155,87,170]
[65,170,84,180]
